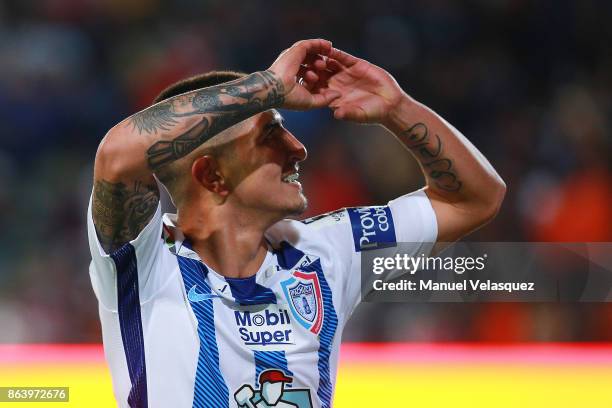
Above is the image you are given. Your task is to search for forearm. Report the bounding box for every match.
[383,95,505,209]
[105,70,284,175]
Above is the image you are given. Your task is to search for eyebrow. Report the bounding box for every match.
[263,116,284,131]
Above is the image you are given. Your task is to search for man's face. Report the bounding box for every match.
[223,110,308,218]
[261,381,283,404]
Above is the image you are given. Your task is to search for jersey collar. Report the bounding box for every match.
[162,212,279,305]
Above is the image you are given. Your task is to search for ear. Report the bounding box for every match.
[192,155,229,197]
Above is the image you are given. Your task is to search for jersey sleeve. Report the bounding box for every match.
[306,188,438,323]
[87,193,165,310]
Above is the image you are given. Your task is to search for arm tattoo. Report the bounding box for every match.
[399,123,462,192]
[92,179,160,253]
[127,70,285,171]
[130,102,178,134]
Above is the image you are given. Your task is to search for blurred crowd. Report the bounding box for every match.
[0,0,610,342]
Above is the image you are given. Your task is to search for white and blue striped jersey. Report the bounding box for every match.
[87,189,437,408]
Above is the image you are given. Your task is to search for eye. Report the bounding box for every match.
[263,125,279,140]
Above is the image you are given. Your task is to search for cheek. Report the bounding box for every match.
[234,164,279,196]
[228,155,273,183]
[252,163,281,184]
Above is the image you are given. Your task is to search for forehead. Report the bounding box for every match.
[219,109,284,145]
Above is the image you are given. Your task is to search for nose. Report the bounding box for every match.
[282,130,307,163]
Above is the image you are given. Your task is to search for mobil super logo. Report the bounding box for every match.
[235,305,294,351]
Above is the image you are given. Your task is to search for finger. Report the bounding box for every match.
[297,63,309,81]
[309,70,334,94]
[297,70,318,91]
[313,58,327,71]
[300,54,329,77]
[325,58,345,73]
[333,105,368,122]
[299,78,314,92]
[334,107,361,121]
[302,53,323,67]
[292,39,333,57]
[296,64,324,82]
[270,39,333,83]
[329,47,360,67]
[304,70,319,84]
[301,43,333,67]
[284,39,332,68]
[299,63,332,92]
[311,57,342,85]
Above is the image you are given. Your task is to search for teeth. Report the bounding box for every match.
[282,173,299,183]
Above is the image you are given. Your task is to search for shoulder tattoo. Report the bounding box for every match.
[92,179,160,253]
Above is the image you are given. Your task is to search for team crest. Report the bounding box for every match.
[280,271,323,334]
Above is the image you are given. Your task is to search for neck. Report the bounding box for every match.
[177,200,279,279]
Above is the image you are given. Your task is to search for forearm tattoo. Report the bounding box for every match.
[128,70,285,170]
[399,123,462,192]
[92,179,160,253]
[130,102,178,135]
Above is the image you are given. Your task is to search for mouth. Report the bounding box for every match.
[281,172,300,184]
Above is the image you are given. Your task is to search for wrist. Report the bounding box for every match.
[260,69,287,108]
[382,93,420,134]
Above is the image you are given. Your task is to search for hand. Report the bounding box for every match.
[325,48,406,124]
[268,39,341,110]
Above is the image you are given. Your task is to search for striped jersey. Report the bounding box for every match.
[87,189,437,408]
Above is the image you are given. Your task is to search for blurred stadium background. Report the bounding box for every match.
[0,0,610,406]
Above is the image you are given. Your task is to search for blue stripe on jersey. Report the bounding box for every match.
[253,351,294,387]
[177,256,229,408]
[275,241,305,270]
[225,275,277,305]
[275,242,339,408]
[111,244,148,408]
[304,259,338,408]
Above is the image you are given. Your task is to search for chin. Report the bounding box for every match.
[283,194,308,217]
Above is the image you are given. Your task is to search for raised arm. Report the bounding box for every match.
[92,39,341,253]
[383,98,505,243]
[321,48,506,243]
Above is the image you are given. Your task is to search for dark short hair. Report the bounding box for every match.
[152,70,247,104]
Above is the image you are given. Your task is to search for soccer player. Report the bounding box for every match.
[88,39,505,407]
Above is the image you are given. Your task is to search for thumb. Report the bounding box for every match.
[269,48,304,87]
[269,39,332,84]
[333,105,368,122]
[333,108,346,120]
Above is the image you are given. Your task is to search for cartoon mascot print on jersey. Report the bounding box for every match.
[280,271,323,335]
[234,369,313,408]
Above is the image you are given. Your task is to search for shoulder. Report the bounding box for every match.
[265,210,350,252]
[266,204,400,253]
[303,205,398,252]
[300,208,349,228]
